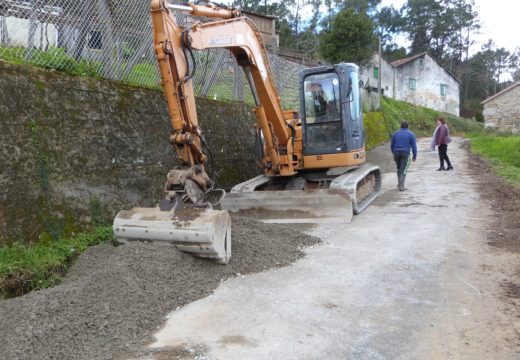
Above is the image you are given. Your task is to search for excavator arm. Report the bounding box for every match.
[151,0,296,188]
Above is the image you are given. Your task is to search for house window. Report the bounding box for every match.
[418,59,424,68]
[373,67,379,78]
[440,84,447,97]
[88,30,102,50]
[409,78,416,91]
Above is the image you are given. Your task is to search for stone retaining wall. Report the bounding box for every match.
[0,61,259,244]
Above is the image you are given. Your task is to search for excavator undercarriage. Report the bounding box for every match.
[221,164,381,223]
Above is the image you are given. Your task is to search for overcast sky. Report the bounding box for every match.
[381,0,520,54]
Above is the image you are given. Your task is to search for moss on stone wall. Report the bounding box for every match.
[0,61,258,245]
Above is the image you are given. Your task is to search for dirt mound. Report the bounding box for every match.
[0,217,319,360]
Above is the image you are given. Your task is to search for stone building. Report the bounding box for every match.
[481,81,520,133]
[360,52,460,116]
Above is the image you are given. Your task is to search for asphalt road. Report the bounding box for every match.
[146,138,519,359]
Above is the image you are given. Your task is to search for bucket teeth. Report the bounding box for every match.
[113,206,231,264]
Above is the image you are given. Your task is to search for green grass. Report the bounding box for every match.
[364,112,388,149]
[0,45,103,78]
[379,97,484,137]
[467,134,520,186]
[123,62,160,89]
[0,227,113,298]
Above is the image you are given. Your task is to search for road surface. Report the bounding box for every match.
[148,138,519,359]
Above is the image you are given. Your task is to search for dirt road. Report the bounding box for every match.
[148,138,520,359]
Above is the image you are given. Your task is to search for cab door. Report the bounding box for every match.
[300,68,345,155]
[344,66,364,152]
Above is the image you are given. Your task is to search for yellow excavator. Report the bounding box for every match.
[113,0,381,264]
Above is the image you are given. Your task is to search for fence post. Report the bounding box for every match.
[233,61,244,101]
[0,16,9,45]
[96,0,117,79]
[26,0,41,60]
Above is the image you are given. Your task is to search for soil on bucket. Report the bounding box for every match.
[0,216,319,360]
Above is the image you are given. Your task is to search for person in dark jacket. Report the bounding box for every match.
[391,121,417,191]
[431,117,453,171]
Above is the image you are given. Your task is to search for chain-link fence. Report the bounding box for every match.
[0,0,306,108]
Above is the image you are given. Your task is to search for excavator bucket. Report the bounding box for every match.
[113,206,231,264]
[220,189,353,224]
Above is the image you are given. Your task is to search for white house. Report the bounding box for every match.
[360,52,460,116]
[360,53,395,98]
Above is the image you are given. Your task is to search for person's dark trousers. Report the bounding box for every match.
[393,151,409,190]
[438,144,452,169]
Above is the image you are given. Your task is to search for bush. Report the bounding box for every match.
[0,45,26,64]
[475,111,484,123]
[73,59,103,78]
[29,47,76,72]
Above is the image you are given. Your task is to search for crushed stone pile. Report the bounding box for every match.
[0,217,319,360]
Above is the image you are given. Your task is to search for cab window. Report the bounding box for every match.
[303,73,343,149]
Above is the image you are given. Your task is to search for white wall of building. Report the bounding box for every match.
[394,55,459,116]
[360,54,394,98]
[4,17,58,48]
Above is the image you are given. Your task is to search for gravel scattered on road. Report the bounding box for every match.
[0,216,319,360]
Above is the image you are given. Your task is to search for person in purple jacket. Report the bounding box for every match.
[431,117,453,171]
[391,121,417,191]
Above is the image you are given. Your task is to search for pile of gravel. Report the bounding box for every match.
[0,216,319,360]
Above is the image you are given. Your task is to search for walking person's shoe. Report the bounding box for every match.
[436,167,445,171]
[446,166,453,170]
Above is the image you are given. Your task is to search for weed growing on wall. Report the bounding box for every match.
[89,197,109,227]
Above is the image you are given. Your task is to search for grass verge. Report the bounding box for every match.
[380,97,484,137]
[467,134,520,186]
[0,227,113,298]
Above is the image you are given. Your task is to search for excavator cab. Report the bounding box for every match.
[300,63,365,162]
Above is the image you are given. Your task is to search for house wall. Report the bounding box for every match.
[394,55,459,116]
[483,85,520,133]
[359,54,394,98]
[4,17,58,48]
